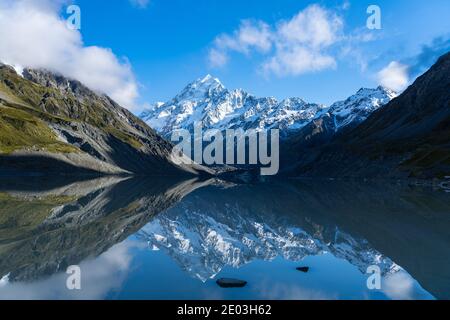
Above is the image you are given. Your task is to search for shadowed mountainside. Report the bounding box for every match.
[282,52,450,179]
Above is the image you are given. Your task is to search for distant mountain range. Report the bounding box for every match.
[140,75,396,139]
[0,64,209,176]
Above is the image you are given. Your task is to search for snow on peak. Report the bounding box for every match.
[327,86,397,130]
[200,74,220,85]
[139,76,396,138]
[140,76,324,138]
[187,74,224,94]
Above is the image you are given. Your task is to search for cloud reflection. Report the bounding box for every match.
[0,241,136,300]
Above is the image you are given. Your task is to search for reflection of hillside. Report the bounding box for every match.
[138,180,450,299]
[0,176,213,282]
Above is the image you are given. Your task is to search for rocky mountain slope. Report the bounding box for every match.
[284,52,450,179]
[0,64,208,175]
[283,86,397,151]
[327,86,397,131]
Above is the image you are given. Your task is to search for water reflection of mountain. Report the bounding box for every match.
[0,176,213,282]
[137,180,450,299]
[0,177,449,299]
[138,186,401,282]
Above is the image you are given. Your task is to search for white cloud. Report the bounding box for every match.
[215,20,273,54]
[263,46,336,76]
[277,5,342,49]
[377,61,410,91]
[208,48,229,68]
[382,272,415,300]
[0,241,135,300]
[209,5,343,77]
[0,0,140,110]
[129,0,150,9]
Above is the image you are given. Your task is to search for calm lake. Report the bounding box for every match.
[0,176,449,300]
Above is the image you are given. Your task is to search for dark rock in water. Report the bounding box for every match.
[296,267,310,273]
[216,278,247,288]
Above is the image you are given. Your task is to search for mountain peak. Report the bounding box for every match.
[140,74,325,137]
[376,85,398,98]
[194,74,224,88]
[352,86,397,100]
[200,74,215,82]
[326,86,397,130]
[173,74,226,102]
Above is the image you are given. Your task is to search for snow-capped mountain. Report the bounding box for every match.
[139,75,396,140]
[140,75,327,138]
[327,86,397,131]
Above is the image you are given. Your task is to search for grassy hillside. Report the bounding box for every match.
[0,192,78,242]
[0,65,143,153]
[0,103,78,154]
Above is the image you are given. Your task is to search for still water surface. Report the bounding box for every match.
[0,176,448,300]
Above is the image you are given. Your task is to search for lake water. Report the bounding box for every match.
[0,176,449,300]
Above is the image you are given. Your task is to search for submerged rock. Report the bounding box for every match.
[216,278,247,288]
[296,267,310,273]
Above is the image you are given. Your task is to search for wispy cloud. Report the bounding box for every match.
[376,61,409,91]
[129,0,150,9]
[208,5,343,77]
[215,20,273,55]
[208,48,229,68]
[341,0,351,11]
[376,35,450,91]
[0,0,140,110]
[382,272,415,300]
[408,35,450,76]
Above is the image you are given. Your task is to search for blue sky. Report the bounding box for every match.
[74,0,449,108]
[1,0,449,111]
